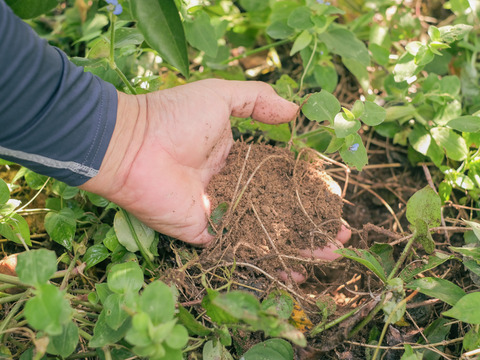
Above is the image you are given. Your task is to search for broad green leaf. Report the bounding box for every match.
[302,90,341,122]
[51,181,79,200]
[24,284,72,336]
[401,345,423,360]
[140,281,177,325]
[406,277,466,306]
[24,170,48,190]
[399,252,454,282]
[242,339,293,360]
[185,11,218,58]
[338,134,368,170]
[114,210,154,253]
[406,186,441,228]
[318,28,370,67]
[165,324,189,350]
[44,208,76,250]
[177,305,212,336]
[0,213,31,246]
[89,310,131,347]
[0,178,9,205]
[464,220,480,241]
[203,289,242,324]
[290,30,312,56]
[238,0,269,12]
[114,27,144,48]
[443,292,480,324]
[133,0,189,77]
[463,328,480,352]
[418,318,451,360]
[370,243,395,276]
[447,116,480,132]
[313,64,338,93]
[335,248,387,282]
[414,46,434,66]
[361,101,386,126]
[449,245,480,259]
[351,101,365,118]
[262,290,294,319]
[86,192,110,207]
[104,293,129,330]
[287,6,313,30]
[394,53,418,82]
[266,21,295,39]
[343,57,370,91]
[333,113,361,138]
[95,283,113,304]
[46,321,79,358]
[203,340,234,360]
[212,291,260,324]
[439,24,473,43]
[125,312,153,348]
[431,127,468,161]
[5,0,57,19]
[107,261,144,294]
[16,249,57,286]
[83,244,110,271]
[409,125,432,156]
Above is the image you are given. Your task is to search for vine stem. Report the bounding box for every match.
[298,35,318,95]
[221,38,290,64]
[387,233,418,281]
[108,12,136,95]
[120,208,155,270]
[0,289,30,343]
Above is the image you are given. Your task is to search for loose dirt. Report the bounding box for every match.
[202,141,344,278]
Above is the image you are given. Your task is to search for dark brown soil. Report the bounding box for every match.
[203,141,344,277]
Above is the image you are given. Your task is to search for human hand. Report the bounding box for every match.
[80,79,299,244]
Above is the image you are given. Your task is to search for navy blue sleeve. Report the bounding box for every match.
[0,0,118,186]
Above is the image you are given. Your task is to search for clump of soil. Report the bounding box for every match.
[203,142,344,277]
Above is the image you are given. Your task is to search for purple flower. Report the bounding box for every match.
[106,0,122,15]
[349,143,360,152]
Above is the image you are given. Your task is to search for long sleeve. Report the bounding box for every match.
[0,1,117,186]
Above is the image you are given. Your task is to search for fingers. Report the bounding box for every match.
[204,79,299,124]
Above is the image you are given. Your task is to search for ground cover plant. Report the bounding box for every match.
[2,0,480,359]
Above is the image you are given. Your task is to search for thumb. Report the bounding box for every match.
[206,79,299,124]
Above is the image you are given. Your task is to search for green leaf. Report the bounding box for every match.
[44,208,76,251]
[463,328,480,352]
[406,277,466,306]
[447,116,480,132]
[335,248,387,282]
[443,292,480,324]
[464,220,480,241]
[242,339,293,360]
[394,53,419,82]
[203,289,242,324]
[401,345,423,360]
[290,30,312,56]
[89,310,131,347]
[406,186,441,229]
[104,293,129,330]
[114,27,145,48]
[83,244,110,271]
[185,11,218,58]
[431,127,468,161]
[114,210,154,253]
[51,181,79,200]
[107,261,144,294]
[287,6,313,30]
[399,252,454,282]
[361,101,386,126]
[165,324,189,350]
[140,281,177,325]
[418,318,451,360]
[302,90,341,122]
[313,65,338,93]
[24,170,48,190]
[262,290,294,319]
[0,213,31,246]
[16,249,57,286]
[24,283,72,336]
[370,243,395,276]
[133,0,189,77]
[338,134,368,170]
[5,0,57,19]
[343,57,370,91]
[318,28,370,67]
[46,321,79,358]
[212,291,260,324]
[202,340,234,360]
[266,21,295,40]
[178,305,212,336]
[0,178,9,205]
[86,192,110,207]
[333,113,361,138]
[438,24,473,43]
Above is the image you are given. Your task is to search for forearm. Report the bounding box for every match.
[0,0,117,186]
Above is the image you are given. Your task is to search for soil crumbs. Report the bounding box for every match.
[203,141,343,279]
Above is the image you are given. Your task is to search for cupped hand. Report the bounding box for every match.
[80,79,299,244]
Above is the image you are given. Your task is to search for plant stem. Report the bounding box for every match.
[0,292,25,304]
[294,126,328,140]
[221,38,291,64]
[0,273,26,287]
[60,251,81,290]
[0,290,30,343]
[348,294,386,338]
[108,12,136,95]
[78,328,92,341]
[298,36,318,95]
[310,304,364,336]
[387,233,417,281]
[120,208,155,270]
